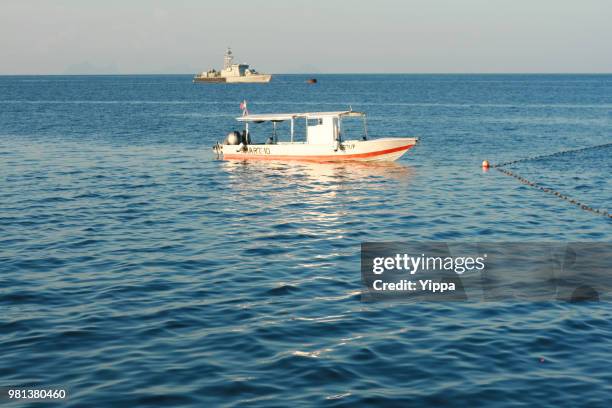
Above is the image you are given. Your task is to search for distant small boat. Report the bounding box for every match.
[213,107,418,162]
[306,78,317,84]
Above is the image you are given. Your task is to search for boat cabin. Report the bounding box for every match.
[236,111,368,145]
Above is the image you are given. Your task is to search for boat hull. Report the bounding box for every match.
[193,74,272,84]
[225,74,272,83]
[193,77,226,83]
[216,138,418,162]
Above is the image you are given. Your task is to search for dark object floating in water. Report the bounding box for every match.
[306,78,317,84]
[570,285,600,302]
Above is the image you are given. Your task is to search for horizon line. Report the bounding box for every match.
[1,72,612,76]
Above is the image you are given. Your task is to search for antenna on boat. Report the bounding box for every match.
[224,47,233,69]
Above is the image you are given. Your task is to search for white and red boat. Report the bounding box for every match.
[213,109,418,162]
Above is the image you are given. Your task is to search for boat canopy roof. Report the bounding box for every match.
[236,110,365,122]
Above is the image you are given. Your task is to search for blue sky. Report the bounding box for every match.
[1,0,610,74]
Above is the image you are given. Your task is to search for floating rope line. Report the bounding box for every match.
[491,142,612,219]
[492,142,612,168]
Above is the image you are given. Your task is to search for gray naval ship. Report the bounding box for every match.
[193,48,272,83]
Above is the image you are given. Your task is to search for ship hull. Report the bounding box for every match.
[193,77,226,83]
[224,74,272,83]
[216,138,417,162]
[193,74,272,84]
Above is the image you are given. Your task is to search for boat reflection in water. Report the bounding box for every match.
[219,160,414,235]
[220,159,414,189]
[216,160,416,299]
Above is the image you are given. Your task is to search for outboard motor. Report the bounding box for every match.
[225,131,241,145]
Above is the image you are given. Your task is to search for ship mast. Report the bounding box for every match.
[223,47,234,70]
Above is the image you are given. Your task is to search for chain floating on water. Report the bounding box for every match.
[491,142,612,219]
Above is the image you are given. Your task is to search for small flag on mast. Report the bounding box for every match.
[240,100,248,116]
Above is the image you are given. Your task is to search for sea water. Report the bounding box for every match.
[1,74,611,406]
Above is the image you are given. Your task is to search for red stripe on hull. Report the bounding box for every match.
[222,144,415,162]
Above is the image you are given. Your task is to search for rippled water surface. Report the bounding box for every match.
[1,75,611,407]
